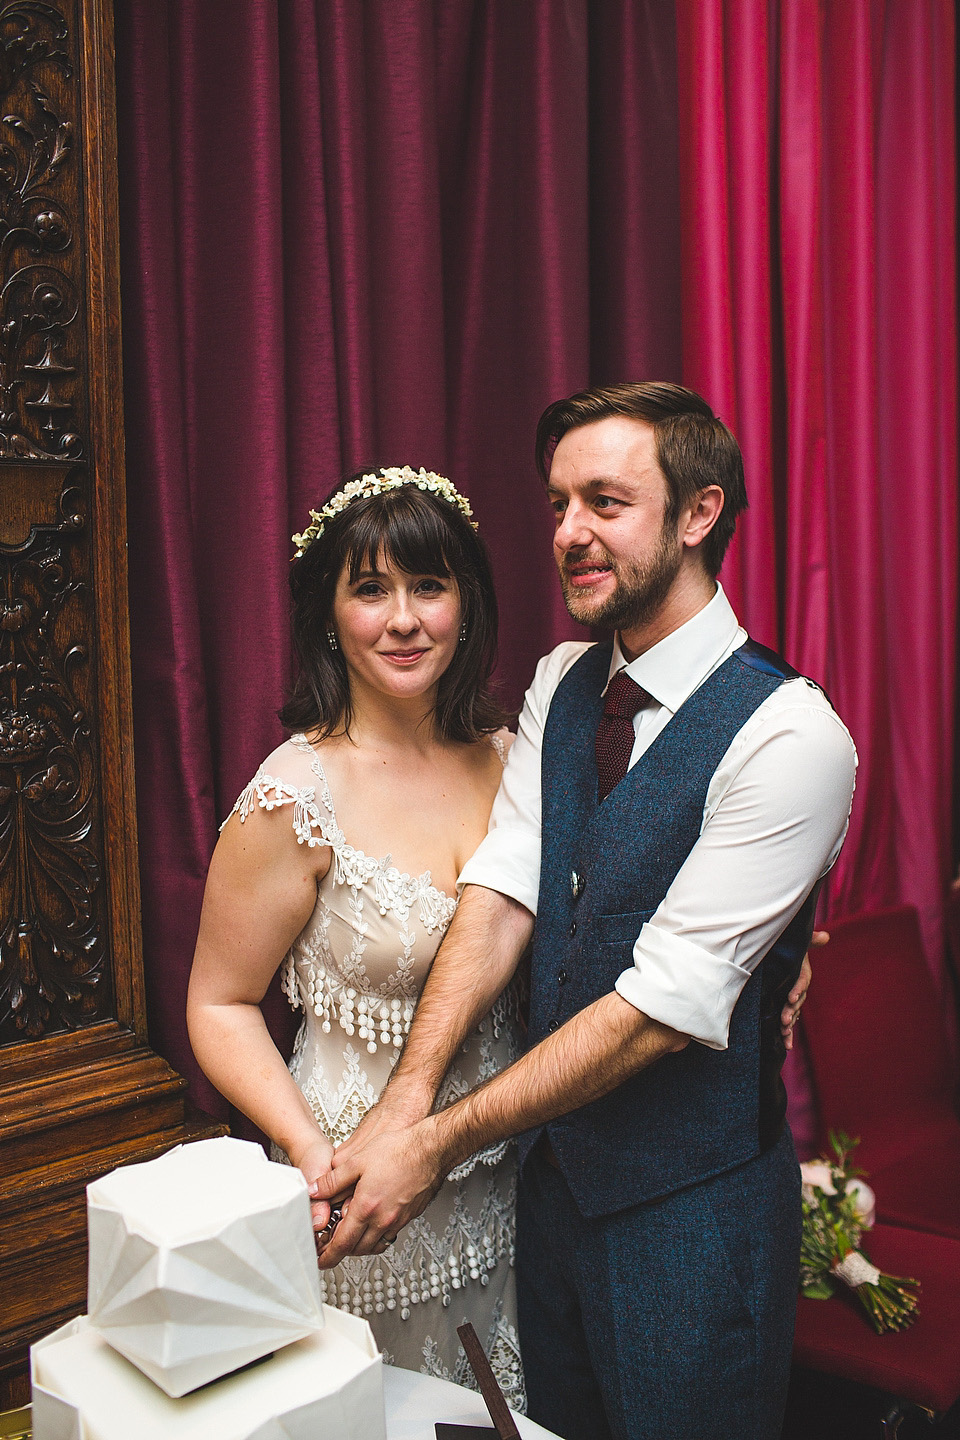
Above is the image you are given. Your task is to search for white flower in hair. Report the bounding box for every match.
[292,466,476,557]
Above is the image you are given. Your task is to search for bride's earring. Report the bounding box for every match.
[327,630,339,652]
[459,621,467,643]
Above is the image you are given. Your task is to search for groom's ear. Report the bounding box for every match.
[680,484,724,553]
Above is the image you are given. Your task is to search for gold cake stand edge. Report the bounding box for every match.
[0,1405,30,1439]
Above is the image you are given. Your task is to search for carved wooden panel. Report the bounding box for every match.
[0,1,110,1044]
[0,498,110,1039]
[0,2,226,1405]
[0,3,83,463]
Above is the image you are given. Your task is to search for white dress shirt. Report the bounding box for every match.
[459,586,858,1050]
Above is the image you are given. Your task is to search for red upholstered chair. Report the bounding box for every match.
[793,1222,960,1432]
[800,905,960,1241]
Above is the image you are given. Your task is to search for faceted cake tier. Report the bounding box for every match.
[86,1137,325,1396]
[32,1307,385,1440]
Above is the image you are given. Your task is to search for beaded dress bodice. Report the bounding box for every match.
[227,733,525,1408]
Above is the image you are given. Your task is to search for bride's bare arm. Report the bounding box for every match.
[186,805,334,1218]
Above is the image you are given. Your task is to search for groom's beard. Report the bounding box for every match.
[558,528,683,632]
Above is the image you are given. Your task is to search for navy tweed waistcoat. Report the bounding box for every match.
[523,637,819,1218]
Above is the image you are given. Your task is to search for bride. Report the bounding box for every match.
[186,466,525,1407]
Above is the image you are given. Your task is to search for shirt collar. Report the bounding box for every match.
[605,584,743,715]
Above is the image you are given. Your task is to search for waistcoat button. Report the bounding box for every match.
[569,920,577,937]
[571,870,585,900]
[557,969,568,984]
[548,1019,559,1032]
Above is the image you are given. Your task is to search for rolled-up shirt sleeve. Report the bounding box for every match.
[615,686,858,1049]
[615,928,752,1048]
[458,643,590,914]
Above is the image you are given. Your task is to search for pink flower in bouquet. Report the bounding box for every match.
[800,1161,837,1205]
[845,1177,876,1229]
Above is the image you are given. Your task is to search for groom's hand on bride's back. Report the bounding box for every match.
[779,930,828,1050]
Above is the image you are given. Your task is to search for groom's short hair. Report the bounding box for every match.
[535,381,748,577]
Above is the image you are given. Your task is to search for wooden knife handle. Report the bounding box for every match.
[456,1322,521,1440]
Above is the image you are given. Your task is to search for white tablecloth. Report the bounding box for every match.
[383,1366,562,1439]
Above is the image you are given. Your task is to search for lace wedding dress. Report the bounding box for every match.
[228,734,525,1410]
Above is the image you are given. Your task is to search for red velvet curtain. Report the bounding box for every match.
[115,1,682,1121]
[114,3,956,1136]
[675,0,957,976]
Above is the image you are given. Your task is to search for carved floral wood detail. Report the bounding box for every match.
[0,2,80,461]
[0,3,226,1407]
[0,0,107,1043]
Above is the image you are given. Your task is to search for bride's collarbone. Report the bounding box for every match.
[313,739,497,883]
[315,733,498,800]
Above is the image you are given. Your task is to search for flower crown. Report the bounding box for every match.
[292,465,477,558]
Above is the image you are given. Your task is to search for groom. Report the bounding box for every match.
[315,383,857,1440]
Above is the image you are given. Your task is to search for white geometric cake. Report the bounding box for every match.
[31,1137,386,1439]
[31,1308,384,1440]
[86,1137,324,1396]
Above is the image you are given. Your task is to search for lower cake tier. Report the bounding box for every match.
[31,1304,385,1440]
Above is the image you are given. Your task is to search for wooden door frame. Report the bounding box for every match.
[0,0,222,1405]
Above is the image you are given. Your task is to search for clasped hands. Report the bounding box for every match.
[300,1104,446,1268]
[297,940,821,1266]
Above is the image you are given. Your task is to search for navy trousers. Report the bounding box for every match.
[516,1129,801,1440]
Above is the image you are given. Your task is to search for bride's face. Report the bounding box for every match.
[331,551,462,704]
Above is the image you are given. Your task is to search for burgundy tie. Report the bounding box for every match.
[595,669,650,803]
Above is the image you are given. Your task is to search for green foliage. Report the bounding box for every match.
[800,1133,919,1334]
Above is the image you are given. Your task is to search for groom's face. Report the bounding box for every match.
[548,416,684,633]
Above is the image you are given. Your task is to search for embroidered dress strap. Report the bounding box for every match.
[231,737,458,923]
[224,744,341,850]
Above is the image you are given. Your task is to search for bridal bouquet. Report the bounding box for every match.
[800,1132,920,1334]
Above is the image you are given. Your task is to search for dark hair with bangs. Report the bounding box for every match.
[535,381,747,577]
[279,471,507,742]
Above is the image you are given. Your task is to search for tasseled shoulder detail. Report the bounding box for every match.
[223,764,339,850]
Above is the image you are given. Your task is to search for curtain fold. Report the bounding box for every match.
[874,0,958,967]
[675,0,779,644]
[115,0,664,1121]
[779,0,829,688]
[675,0,956,981]
[588,0,683,384]
[115,2,956,1133]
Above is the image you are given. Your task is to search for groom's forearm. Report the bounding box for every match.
[317,990,691,1265]
[427,991,690,1173]
[319,990,687,1261]
[379,884,534,1117]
